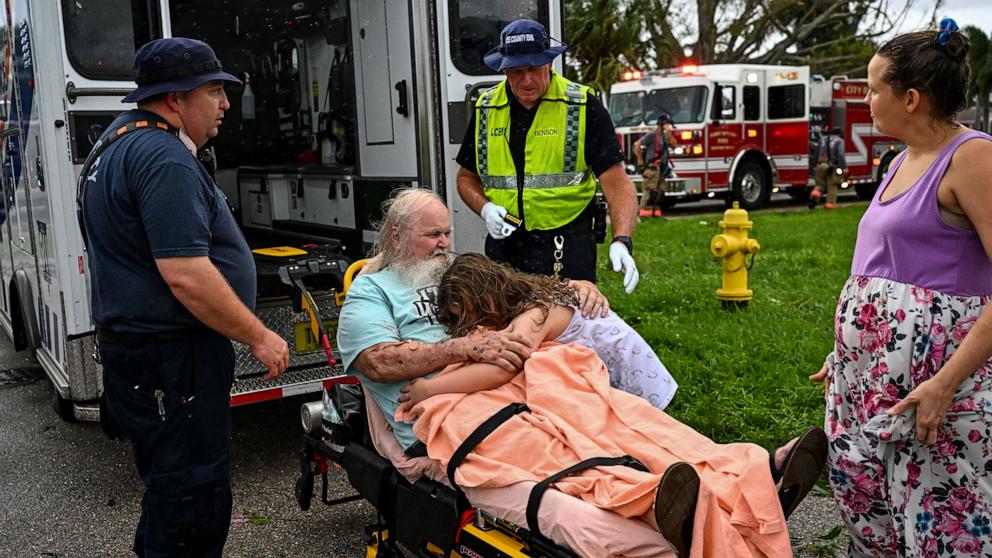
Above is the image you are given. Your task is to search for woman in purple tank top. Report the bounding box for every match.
[808,19,992,557]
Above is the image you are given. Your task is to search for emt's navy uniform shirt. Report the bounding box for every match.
[83,109,256,333]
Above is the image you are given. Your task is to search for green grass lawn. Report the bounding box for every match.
[598,203,867,450]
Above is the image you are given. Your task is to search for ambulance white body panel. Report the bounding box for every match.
[0,0,561,420]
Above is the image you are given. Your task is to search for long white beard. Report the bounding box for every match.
[394,251,453,289]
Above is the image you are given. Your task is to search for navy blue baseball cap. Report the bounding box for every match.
[122,37,241,103]
[657,113,673,126]
[483,19,567,72]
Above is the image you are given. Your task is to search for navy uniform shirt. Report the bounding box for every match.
[83,109,256,333]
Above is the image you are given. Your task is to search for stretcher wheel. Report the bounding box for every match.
[295,450,315,511]
[295,472,314,511]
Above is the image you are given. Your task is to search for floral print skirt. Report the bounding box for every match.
[827,276,992,557]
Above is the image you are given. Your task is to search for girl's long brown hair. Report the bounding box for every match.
[436,253,579,337]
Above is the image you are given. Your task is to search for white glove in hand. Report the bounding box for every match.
[481,202,510,239]
[609,242,640,294]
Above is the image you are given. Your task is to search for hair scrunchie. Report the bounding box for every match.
[937,17,959,47]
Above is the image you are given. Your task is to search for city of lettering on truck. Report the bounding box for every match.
[608,64,904,210]
[0,0,548,421]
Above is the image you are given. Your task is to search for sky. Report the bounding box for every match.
[896,0,992,36]
[666,0,992,59]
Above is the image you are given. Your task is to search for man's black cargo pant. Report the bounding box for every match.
[99,329,235,558]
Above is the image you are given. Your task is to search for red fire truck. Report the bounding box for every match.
[609,64,904,209]
[809,76,905,200]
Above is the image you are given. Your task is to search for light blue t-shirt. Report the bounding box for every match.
[336,269,448,450]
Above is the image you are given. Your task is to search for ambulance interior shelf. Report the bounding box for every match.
[236,168,356,233]
[169,0,357,172]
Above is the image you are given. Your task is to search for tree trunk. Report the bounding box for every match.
[694,0,718,63]
[983,96,990,133]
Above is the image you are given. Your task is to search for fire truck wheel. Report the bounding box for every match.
[732,161,770,210]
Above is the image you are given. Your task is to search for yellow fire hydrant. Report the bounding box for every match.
[710,202,760,307]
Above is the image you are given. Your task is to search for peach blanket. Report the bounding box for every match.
[397,342,793,558]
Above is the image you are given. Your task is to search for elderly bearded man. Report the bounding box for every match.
[335,187,690,558]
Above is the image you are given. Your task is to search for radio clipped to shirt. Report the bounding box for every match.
[501,212,522,237]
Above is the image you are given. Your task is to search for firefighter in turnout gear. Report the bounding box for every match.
[810,127,847,209]
[455,19,640,294]
[635,112,679,217]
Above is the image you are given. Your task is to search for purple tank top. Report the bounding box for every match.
[851,130,992,296]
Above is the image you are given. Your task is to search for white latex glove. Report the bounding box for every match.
[609,242,639,294]
[481,202,511,239]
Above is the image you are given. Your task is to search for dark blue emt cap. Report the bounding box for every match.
[123,37,241,103]
[483,19,568,72]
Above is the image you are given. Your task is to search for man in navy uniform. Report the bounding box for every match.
[81,38,289,557]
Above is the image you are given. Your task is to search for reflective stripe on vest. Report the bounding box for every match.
[481,172,586,190]
[474,73,597,231]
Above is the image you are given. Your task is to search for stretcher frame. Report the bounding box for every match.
[292,259,577,558]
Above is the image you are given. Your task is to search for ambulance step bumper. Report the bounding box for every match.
[230,363,354,407]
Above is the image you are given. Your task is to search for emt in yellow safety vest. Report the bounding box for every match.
[455,19,640,293]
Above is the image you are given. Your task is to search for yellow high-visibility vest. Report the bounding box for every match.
[474,72,597,231]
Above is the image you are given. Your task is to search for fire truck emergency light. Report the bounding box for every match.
[622,70,643,81]
[681,131,692,140]
[682,64,699,74]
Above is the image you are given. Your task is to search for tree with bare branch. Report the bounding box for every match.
[565,0,936,93]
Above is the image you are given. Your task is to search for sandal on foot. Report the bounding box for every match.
[772,427,828,519]
[654,462,699,557]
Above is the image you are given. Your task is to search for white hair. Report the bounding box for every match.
[371,187,447,269]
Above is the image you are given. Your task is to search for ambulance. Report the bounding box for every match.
[609,64,903,209]
[0,0,560,420]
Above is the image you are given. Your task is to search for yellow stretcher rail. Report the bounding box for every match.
[336,258,368,306]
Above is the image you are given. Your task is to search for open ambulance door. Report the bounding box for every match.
[439,1,562,255]
[351,0,418,179]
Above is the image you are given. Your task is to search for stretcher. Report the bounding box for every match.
[292,259,579,558]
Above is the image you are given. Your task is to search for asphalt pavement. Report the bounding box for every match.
[658,187,865,218]
[0,339,373,558]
